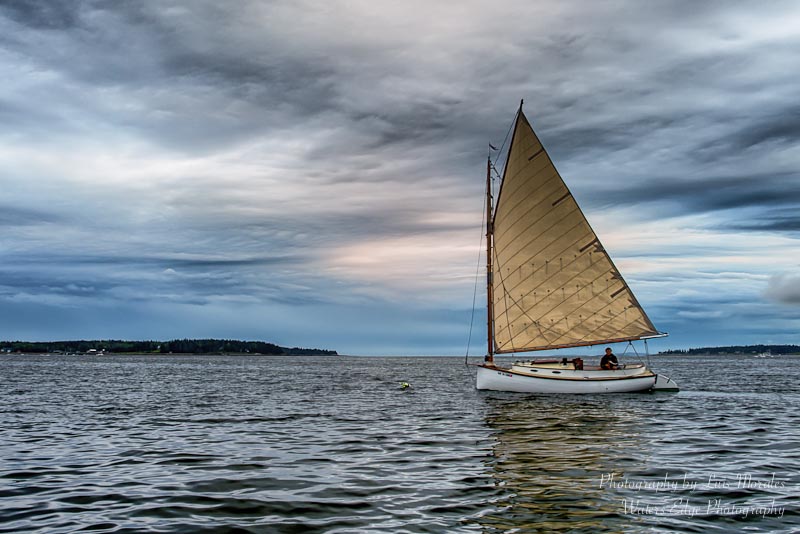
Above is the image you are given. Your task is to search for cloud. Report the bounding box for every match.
[725,207,800,234]
[676,310,728,320]
[0,205,63,226]
[1,0,799,352]
[0,1,81,30]
[765,273,800,305]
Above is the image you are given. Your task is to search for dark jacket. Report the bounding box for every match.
[600,353,618,369]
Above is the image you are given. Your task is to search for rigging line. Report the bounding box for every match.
[465,176,488,366]
[491,163,503,182]
[618,341,631,366]
[622,341,632,358]
[493,245,522,354]
[629,340,643,365]
[490,109,519,183]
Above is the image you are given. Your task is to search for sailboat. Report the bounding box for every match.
[476,102,678,393]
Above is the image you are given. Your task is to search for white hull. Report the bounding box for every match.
[476,364,657,394]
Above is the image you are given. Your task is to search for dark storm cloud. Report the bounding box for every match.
[0,0,81,30]
[539,110,800,230]
[3,0,797,170]
[730,218,800,233]
[0,1,339,152]
[723,205,800,234]
[0,206,62,226]
[183,208,476,243]
[2,0,799,350]
[583,172,800,214]
[540,113,687,160]
[0,266,115,301]
[161,49,339,117]
[0,1,503,160]
[723,106,800,152]
[58,253,305,269]
[354,99,465,150]
[0,251,326,307]
[0,97,68,137]
[765,274,800,305]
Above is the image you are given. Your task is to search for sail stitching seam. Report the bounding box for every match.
[493,245,519,353]
[495,272,551,350]
[548,299,643,347]
[495,211,583,266]
[499,259,655,349]
[494,168,562,239]
[500,268,619,348]
[493,176,567,245]
[494,137,552,218]
[505,306,648,352]
[494,335,651,354]
[528,147,545,161]
[497,230,593,297]
[577,312,649,346]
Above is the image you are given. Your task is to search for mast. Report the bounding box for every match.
[485,156,494,363]
[484,101,522,363]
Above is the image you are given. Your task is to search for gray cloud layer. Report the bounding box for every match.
[1,0,799,352]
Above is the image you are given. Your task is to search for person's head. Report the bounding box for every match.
[605,347,613,355]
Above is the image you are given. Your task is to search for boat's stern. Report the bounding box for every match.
[651,374,680,392]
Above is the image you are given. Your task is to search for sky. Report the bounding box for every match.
[1,1,799,355]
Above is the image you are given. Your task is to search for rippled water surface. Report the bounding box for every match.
[1,353,798,533]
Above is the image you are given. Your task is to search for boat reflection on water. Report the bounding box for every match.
[474,393,651,533]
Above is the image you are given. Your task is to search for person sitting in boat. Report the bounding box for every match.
[600,348,619,370]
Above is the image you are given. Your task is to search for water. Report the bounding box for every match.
[1,353,798,533]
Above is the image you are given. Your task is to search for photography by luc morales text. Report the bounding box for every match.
[599,472,789,518]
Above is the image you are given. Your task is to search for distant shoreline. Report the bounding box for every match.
[660,344,799,356]
[1,352,338,357]
[0,338,338,356]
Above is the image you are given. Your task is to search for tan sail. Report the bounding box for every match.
[491,111,660,354]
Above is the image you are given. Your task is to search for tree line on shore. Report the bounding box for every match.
[0,339,337,355]
[660,344,799,355]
